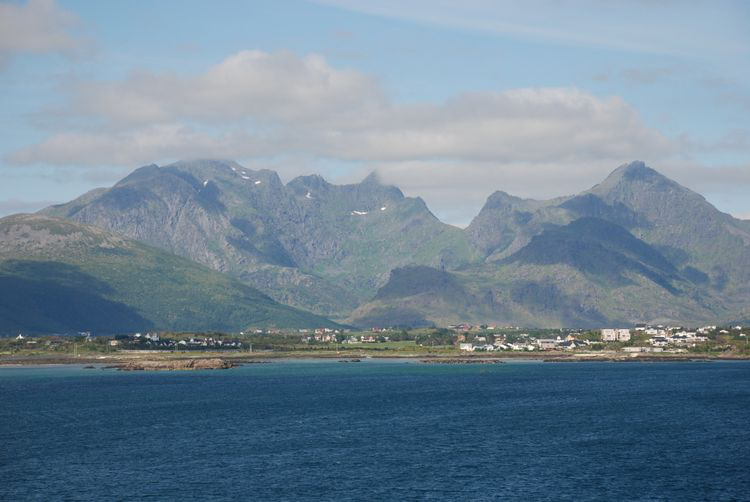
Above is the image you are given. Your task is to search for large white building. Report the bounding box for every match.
[601,329,631,342]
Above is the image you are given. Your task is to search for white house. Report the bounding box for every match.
[537,339,558,350]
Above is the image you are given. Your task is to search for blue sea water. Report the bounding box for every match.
[1,360,749,501]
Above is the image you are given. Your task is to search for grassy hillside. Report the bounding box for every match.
[0,214,338,334]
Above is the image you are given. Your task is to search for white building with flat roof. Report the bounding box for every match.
[601,329,631,342]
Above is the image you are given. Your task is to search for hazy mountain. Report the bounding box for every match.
[465,191,567,260]
[586,162,750,296]
[350,161,748,327]
[349,217,730,328]
[43,160,478,317]
[0,214,337,334]
[42,160,750,327]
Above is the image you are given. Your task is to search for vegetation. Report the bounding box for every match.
[0,215,339,334]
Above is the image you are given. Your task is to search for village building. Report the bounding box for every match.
[650,336,669,347]
[601,328,631,342]
[537,339,558,350]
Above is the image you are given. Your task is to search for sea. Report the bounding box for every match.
[1,359,749,501]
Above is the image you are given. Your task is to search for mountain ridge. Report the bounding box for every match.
[42,159,479,318]
[39,159,750,328]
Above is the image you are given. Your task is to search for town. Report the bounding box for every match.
[2,322,748,360]
[455,324,743,353]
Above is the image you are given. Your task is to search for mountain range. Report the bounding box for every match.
[42,160,477,319]
[13,159,748,331]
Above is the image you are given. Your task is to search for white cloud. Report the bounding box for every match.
[321,88,672,162]
[313,0,750,59]
[55,50,383,127]
[11,49,744,225]
[9,50,670,164]
[0,0,86,61]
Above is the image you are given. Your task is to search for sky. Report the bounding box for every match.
[0,0,748,226]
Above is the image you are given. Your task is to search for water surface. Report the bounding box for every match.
[1,360,749,500]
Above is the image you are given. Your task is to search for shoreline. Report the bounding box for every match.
[1,350,749,367]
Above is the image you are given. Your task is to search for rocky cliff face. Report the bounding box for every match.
[43,160,478,317]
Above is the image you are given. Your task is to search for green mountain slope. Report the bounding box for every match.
[586,162,750,299]
[504,217,682,292]
[43,160,479,317]
[0,214,338,334]
[350,212,735,328]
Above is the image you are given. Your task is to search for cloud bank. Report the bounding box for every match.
[7,49,737,224]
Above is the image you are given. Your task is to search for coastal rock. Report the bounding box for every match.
[117,358,235,371]
[419,358,503,364]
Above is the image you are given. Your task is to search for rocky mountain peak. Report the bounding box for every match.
[593,160,675,195]
[360,171,382,185]
[483,191,527,211]
[287,174,332,196]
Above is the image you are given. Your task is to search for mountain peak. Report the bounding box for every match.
[287,173,332,195]
[360,171,382,185]
[350,171,404,200]
[605,160,669,184]
[591,161,677,197]
[169,159,242,171]
[484,190,525,210]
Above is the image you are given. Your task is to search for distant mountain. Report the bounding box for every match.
[348,219,728,328]
[42,160,750,327]
[350,161,749,327]
[0,214,337,334]
[43,160,478,317]
[586,162,750,295]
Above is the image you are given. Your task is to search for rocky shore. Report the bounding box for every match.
[420,358,504,364]
[116,358,235,371]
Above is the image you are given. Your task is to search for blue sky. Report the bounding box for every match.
[1,0,748,224]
